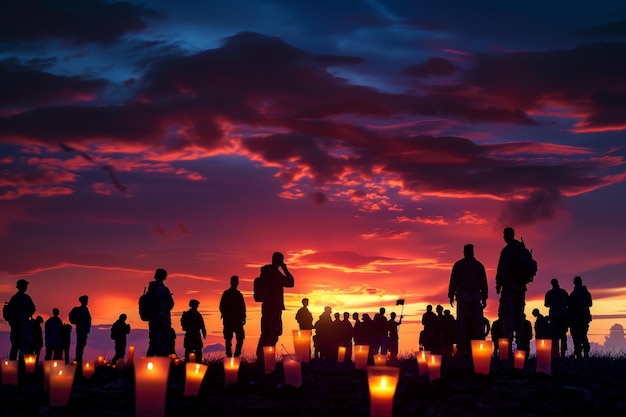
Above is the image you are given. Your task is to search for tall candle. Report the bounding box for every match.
[134,356,171,417]
[223,356,241,385]
[471,340,493,375]
[128,346,135,366]
[416,350,430,376]
[536,339,552,375]
[498,338,510,360]
[82,361,95,379]
[514,350,526,370]
[367,366,400,417]
[1,359,18,385]
[282,357,302,387]
[373,354,387,366]
[189,352,196,363]
[43,360,61,390]
[23,353,37,372]
[49,365,75,406]
[183,362,207,396]
[354,345,369,370]
[263,346,276,374]
[426,353,442,382]
[337,346,347,363]
[292,330,312,363]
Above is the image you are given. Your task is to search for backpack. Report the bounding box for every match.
[138,286,157,322]
[2,302,14,324]
[253,264,271,303]
[512,238,538,285]
[68,306,80,325]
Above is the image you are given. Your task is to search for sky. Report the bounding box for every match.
[1,0,626,361]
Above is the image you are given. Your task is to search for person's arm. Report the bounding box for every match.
[281,264,295,287]
[448,263,457,306]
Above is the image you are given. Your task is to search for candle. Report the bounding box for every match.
[292,330,312,363]
[183,362,208,396]
[498,338,510,360]
[337,346,347,363]
[49,365,75,406]
[117,358,124,369]
[1,359,18,385]
[189,352,196,363]
[536,339,552,375]
[471,340,493,375]
[373,354,387,366]
[97,356,105,367]
[415,350,430,376]
[514,350,526,370]
[282,356,302,387]
[82,361,95,379]
[127,346,135,366]
[426,353,442,382]
[367,366,400,417]
[354,345,369,370]
[134,356,171,417]
[452,344,457,356]
[223,356,241,385]
[43,360,61,390]
[263,346,276,374]
[23,353,37,372]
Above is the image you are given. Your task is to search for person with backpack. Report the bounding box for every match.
[144,268,175,357]
[219,276,246,358]
[110,313,131,365]
[495,227,535,355]
[69,295,91,363]
[569,276,593,359]
[6,279,36,362]
[181,299,207,362]
[254,252,295,365]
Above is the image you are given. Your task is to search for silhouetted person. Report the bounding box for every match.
[69,295,91,363]
[373,307,389,354]
[421,305,437,351]
[255,252,295,364]
[531,308,550,339]
[45,308,63,360]
[352,312,367,346]
[545,278,569,359]
[387,312,403,363]
[181,299,207,362]
[431,304,445,355]
[330,312,343,361]
[495,227,529,351]
[219,275,246,357]
[569,276,593,359]
[31,316,44,365]
[295,298,314,330]
[441,309,456,357]
[6,279,36,361]
[340,312,353,363]
[491,318,503,357]
[448,243,488,357]
[518,314,533,355]
[61,324,72,363]
[146,268,175,357]
[110,314,131,364]
[361,313,376,364]
[313,306,333,359]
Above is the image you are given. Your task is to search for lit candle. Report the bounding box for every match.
[354,345,369,370]
[374,354,387,366]
[1,359,18,385]
[292,330,312,363]
[367,366,400,417]
[498,338,510,360]
[49,365,75,406]
[134,356,171,417]
[514,350,526,370]
[471,340,493,375]
[263,346,276,374]
[536,339,552,375]
[127,346,135,366]
[82,361,95,379]
[183,362,208,396]
[43,360,61,390]
[452,344,457,356]
[223,356,241,385]
[415,350,430,377]
[97,356,105,367]
[189,352,196,363]
[282,356,302,387]
[23,353,37,372]
[337,346,347,363]
[426,353,442,382]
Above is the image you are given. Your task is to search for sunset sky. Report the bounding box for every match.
[1,0,626,360]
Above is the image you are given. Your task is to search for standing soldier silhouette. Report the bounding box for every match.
[219,275,246,357]
[569,276,592,359]
[181,299,207,362]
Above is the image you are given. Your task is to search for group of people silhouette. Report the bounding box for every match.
[3,231,594,370]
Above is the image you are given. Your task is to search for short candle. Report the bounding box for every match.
[23,354,37,372]
[1,359,18,385]
[536,339,552,375]
[282,356,302,387]
[134,356,171,417]
[367,366,400,417]
[223,356,241,385]
[471,340,493,375]
[337,346,347,363]
[416,350,430,376]
[354,345,369,370]
[263,346,276,374]
[426,353,442,382]
[183,362,207,396]
[498,338,510,360]
[292,330,312,363]
[514,350,526,369]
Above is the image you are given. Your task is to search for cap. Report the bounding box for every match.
[16,279,29,288]
[189,299,200,307]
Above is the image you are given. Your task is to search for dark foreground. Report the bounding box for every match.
[2,356,626,417]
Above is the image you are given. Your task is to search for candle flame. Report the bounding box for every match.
[229,357,234,366]
[480,343,484,349]
[53,361,58,367]
[380,376,387,388]
[298,331,301,337]
[147,361,154,371]
[59,370,63,376]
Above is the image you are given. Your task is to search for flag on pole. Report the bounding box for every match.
[396,299,405,306]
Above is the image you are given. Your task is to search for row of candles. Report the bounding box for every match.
[1,334,554,417]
